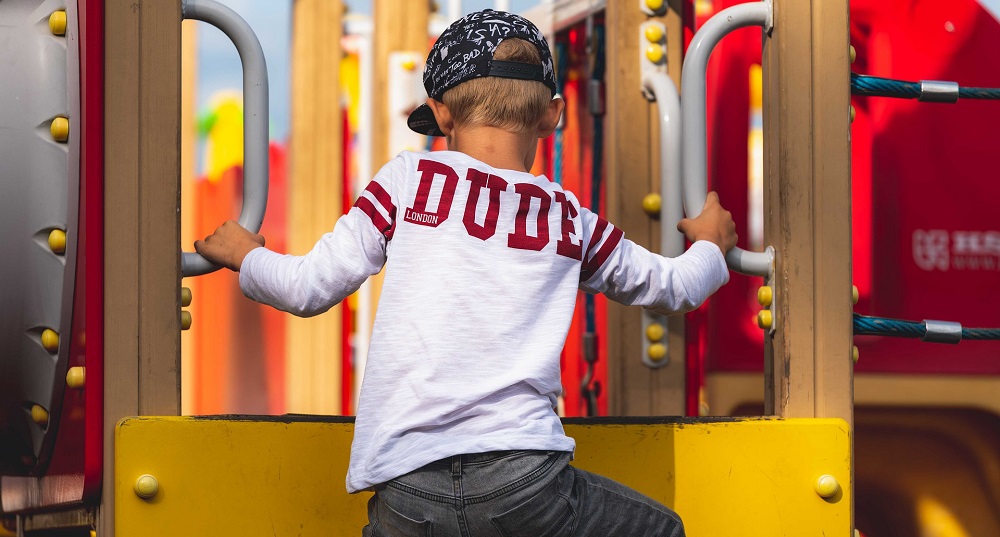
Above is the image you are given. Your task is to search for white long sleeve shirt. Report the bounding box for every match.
[239,150,730,492]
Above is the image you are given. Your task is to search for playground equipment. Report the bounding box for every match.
[8,0,997,535]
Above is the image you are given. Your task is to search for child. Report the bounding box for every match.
[196,9,736,536]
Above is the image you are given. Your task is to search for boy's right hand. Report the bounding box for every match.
[194,220,266,271]
[676,192,738,254]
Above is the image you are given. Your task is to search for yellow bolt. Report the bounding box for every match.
[850,105,856,123]
[31,405,49,427]
[646,323,665,342]
[757,310,773,330]
[181,310,192,330]
[645,45,665,64]
[645,0,665,12]
[852,285,859,305]
[852,346,859,364]
[644,25,665,43]
[41,328,59,353]
[51,116,69,143]
[48,229,67,255]
[49,10,67,36]
[66,366,86,389]
[757,286,773,307]
[134,474,159,499]
[647,342,667,361]
[91,531,97,537]
[642,193,661,216]
[815,474,840,498]
[401,58,417,71]
[850,45,856,64]
[181,287,192,307]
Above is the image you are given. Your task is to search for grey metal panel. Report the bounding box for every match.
[0,0,78,472]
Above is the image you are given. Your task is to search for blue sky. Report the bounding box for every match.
[196,0,542,143]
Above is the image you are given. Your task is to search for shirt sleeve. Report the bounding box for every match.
[238,156,403,317]
[578,207,730,315]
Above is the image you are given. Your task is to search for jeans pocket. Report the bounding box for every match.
[370,496,433,537]
[490,478,576,537]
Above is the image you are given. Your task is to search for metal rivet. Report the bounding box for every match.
[645,45,665,64]
[51,117,70,143]
[757,310,773,330]
[66,366,86,389]
[41,329,60,353]
[644,25,665,43]
[646,323,665,342]
[31,404,49,427]
[134,474,159,499]
[49,11,67,36]
[757,286,773,307]
[815,474,840,498]
[642,193,661,216]
[48,229,67,255]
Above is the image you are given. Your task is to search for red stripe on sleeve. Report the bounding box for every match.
[584,218,610,261]
[580,226,624,282]
[365,181,394,213]
[355,196,392,239]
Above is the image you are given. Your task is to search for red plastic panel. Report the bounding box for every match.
[698,0,1000,378]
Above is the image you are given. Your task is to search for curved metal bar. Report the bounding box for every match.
[181,0,269,276]
[681,1,772,277]
[642,72,684,259]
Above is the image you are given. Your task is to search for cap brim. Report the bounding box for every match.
[407,104,444,137]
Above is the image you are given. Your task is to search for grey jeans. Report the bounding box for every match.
[362,450,685,537]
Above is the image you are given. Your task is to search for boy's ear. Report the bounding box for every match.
[426,98,455,138]
[537,95,565,138]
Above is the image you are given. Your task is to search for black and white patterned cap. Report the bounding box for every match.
[407,9,556,137]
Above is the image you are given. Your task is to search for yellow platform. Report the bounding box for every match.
[116,416,850,536]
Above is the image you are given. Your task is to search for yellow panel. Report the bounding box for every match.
[116,417,850,536]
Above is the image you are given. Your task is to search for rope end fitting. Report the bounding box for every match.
[918,80,959,103]
[921,319,963,344]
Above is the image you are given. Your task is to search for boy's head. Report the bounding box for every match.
[407,10,558,137]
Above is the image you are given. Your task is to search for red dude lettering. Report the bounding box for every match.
[508,183,551,251]
[463,168,509,240]
[405,160,459,227]
[554,192,582,260]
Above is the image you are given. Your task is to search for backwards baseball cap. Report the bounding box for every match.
[407,9,557,137]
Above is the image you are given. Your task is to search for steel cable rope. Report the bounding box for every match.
[851,72,1000,101]
[853,313,1000,343]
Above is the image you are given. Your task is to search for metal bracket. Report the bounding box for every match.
[641,311,670,368]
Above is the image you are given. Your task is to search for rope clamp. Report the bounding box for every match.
[922,319,963,344]
[918,80,959,103]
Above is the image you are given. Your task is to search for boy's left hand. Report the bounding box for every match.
[194,220,265,271]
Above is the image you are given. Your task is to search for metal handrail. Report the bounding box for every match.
[181,0,269,276]
[680,1,773,277]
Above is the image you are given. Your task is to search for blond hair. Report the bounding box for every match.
[441,39,552,134]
